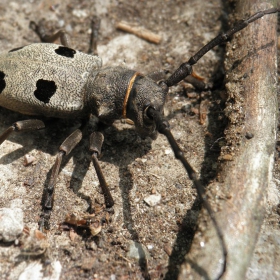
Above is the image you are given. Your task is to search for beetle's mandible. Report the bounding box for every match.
[0,7,278,280]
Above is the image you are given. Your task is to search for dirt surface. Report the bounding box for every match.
[0,1,279,280]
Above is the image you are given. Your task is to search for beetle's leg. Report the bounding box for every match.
[30,20,71,47]
[89,131,114,208]
[165,7,279,87]
[0,119,45,145]
[88,16,101,55]
[40,129,82,230]
[30,16,101,54]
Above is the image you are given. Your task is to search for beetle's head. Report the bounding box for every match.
[126,76,168,139]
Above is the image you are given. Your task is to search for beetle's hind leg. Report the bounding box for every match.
[0,119,45,145]
[30,16,101,55]
[88,16,101,55]
[29,20,71,47]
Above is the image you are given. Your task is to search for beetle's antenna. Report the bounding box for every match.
[147,106,227,279]
[164,7,279,87]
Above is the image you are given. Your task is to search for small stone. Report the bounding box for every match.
[222,154,233,161]
[165,149,172,155]
[181,103,192,113]
[81,257,96,271]
[69,229,78,242]
[89,241,98,251]
[0,208,24,242]
[34,229,47,240]
[89,221,102,236]
[23,154,36,166]
[187,92,197,98]
[72,9,88,18]
[144,194,161,206]
[99,253,107,262]
[18,261,43,280]
[127,241,151,260]
[164,244,172,256]
[245,132,254,139]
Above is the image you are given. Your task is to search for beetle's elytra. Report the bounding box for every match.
[0,6,278,280]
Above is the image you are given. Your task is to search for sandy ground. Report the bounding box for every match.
[0,0,279,279]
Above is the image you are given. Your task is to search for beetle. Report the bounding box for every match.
[0,7,278,280]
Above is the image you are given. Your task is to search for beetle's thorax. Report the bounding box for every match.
[84,66,137,124]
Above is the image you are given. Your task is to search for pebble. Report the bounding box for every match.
[0,208,24,242]
[23,154,36,166]
[144,194,161,206]
[18,261,61,280]
[127,241,151,260]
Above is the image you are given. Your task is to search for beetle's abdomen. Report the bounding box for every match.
[0,43,102,118]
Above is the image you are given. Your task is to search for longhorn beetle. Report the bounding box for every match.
[0,7,278,280]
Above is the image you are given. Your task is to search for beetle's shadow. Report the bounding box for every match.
[161,8,229,279]
[67,123,153,213]
[0,108,153,279]
[0,106,208,279]
[0,109,81,164]
[70,126,151,279]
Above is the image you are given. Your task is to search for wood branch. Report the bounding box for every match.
[179,0,278,279]
[116,21,161,44]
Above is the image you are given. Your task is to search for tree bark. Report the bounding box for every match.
[179,0,278,279]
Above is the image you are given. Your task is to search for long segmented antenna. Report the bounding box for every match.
[165,7,279,87]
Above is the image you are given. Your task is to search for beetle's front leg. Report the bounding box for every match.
[39,129,82,230]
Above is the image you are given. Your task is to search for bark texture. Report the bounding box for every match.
[179,0,278,279]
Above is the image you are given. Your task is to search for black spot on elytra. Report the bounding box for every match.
[9,46,25,53]
[34,79,57,103]
[0,71,6,93]
[55,46,76,58]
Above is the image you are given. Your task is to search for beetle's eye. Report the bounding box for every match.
[143,105,154,124]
